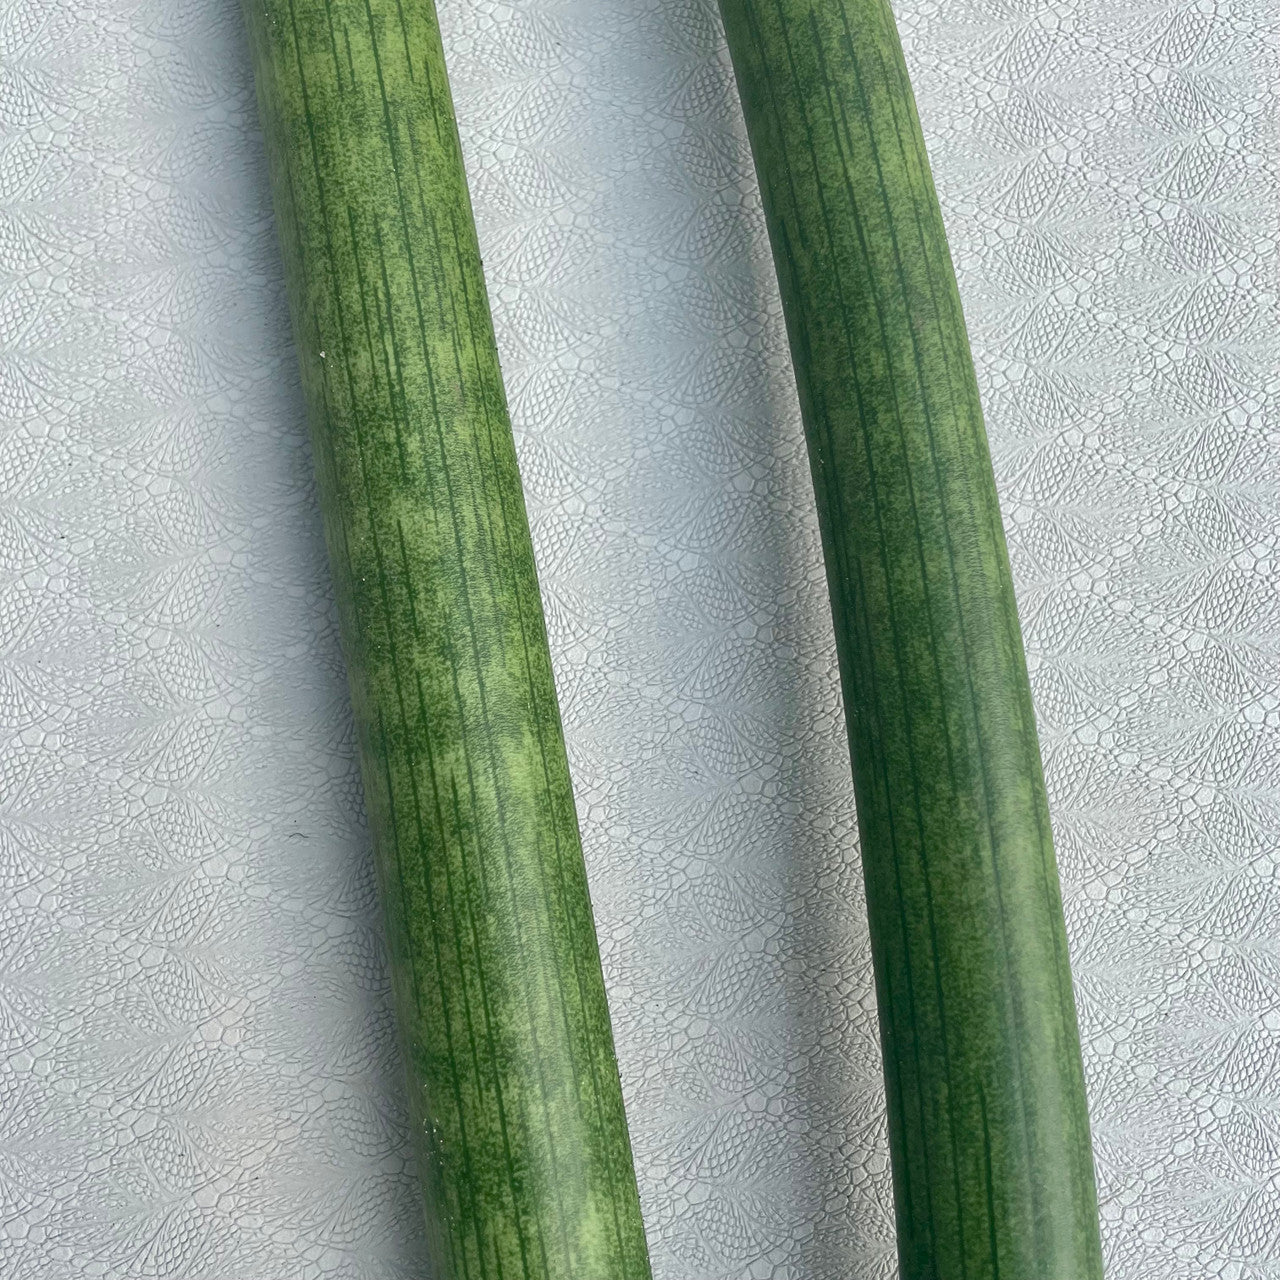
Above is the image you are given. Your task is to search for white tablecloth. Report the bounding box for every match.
[1,0,1276,1274]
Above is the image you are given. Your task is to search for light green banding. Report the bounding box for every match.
[240,1,654,1275]
[715,0,1105,1276]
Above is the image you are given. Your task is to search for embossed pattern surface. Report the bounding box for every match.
[0,0,1276,1278]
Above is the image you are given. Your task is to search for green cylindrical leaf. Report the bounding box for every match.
[716,0,1105,1276]
[240,2,653,1276]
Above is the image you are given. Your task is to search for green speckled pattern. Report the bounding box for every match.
[240,1,653,1275]
[716,0,1105,1277]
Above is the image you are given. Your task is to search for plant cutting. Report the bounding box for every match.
[239,0,653,1275]
[716,0,1106,1276]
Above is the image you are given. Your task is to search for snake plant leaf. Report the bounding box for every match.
[240,0,654,1275]
[716,0,1106,1275]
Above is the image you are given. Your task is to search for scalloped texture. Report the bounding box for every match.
[0,0,1276,1276]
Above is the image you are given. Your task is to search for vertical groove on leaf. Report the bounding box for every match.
[240,0,654,1274]
[716,0,1106,1276]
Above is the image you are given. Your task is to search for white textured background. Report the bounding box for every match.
[0,0,1277,1274]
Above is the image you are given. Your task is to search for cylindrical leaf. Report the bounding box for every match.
[240,1,654,1276]
[716,0,1105,1276]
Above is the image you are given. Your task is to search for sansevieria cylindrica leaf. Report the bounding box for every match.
[716,0,1106,1276]
[240,0,654,1275]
